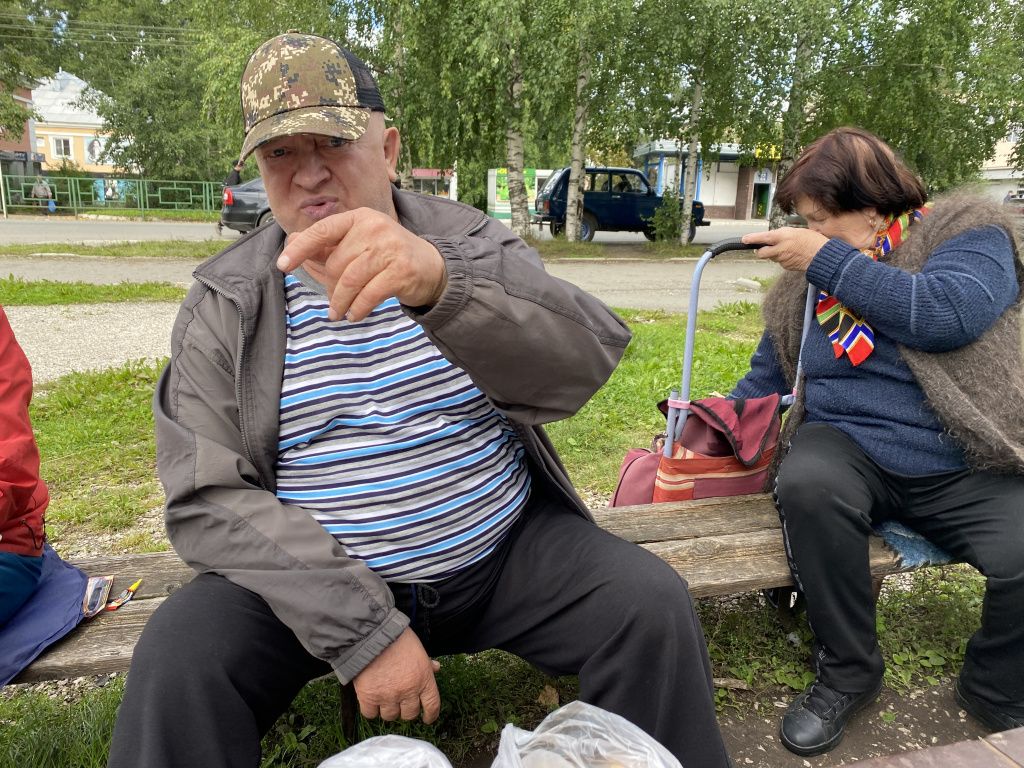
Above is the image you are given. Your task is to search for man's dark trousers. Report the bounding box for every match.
[107,494,731,768]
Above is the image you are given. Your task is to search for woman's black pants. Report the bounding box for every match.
[775,422,1024,716]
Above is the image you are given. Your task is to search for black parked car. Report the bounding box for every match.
[220,177,274,234]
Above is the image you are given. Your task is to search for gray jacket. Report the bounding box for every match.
[154,189,631,683]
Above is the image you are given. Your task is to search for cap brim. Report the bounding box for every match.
[240,105,370,161]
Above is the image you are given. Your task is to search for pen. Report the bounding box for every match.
[105,578,142,611]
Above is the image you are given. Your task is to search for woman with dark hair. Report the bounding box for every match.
[736,126,1024,756]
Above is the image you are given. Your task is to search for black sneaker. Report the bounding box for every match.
[779,679,883,756]
[955,679,1024,732]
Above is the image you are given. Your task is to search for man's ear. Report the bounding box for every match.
[382,126,401,182]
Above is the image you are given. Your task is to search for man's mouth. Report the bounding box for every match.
[300,198,338,220]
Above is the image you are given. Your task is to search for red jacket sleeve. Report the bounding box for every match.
[0,307,47,556]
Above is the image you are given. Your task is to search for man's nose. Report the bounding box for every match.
[294,149,331,187]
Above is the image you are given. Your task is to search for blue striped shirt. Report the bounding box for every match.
[275,272,530,582]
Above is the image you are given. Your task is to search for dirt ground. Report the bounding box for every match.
[452,676,991,767]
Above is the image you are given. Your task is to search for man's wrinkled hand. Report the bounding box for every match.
[352,627,442,724]
[277,208,447,322]
[742,227,829,272]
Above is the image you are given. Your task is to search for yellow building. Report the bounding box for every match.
[32,70,116,174]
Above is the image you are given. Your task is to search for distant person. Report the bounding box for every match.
[30,176,51,213]
[0,307,48,626]
[87,139,103,165]
[223,159,244,187]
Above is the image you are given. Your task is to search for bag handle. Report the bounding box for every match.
[664,238,817,457]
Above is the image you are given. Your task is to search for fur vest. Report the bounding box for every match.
[763,193,1024,475]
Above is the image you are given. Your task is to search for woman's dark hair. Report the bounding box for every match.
[774,127,927,217]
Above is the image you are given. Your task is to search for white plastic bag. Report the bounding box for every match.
[317,734,454,768]
[491,701,682,768]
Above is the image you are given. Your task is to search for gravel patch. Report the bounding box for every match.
[5,302,178,383]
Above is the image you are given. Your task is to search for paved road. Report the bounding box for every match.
[0,214,767,245]
[2,217,777,382]
[0,252,780,313]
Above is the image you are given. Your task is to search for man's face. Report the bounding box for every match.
[253,114,400,234]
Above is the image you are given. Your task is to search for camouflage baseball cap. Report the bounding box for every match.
[239,32,386,161]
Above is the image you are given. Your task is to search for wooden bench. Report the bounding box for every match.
[14,492,919,685]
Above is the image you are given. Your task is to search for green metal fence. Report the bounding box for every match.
[0,174,223,217]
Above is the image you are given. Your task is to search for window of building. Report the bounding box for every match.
[52,137,72,159]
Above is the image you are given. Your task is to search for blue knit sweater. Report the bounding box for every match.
[732,225,1018,475]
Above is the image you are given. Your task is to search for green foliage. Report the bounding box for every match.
[877,566,984,693]
[646,186,684,242]
[0,276,186,305]
[0,1,61,137]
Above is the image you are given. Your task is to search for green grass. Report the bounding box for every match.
[31,361,168,553]
[531,237,706,260]
[0,276,187,305]
[547,301,764,492]
[0,300,990,767]
[83,208,220,222]
[0,239,225,260]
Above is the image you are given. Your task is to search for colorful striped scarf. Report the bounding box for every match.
[815,205,930,365]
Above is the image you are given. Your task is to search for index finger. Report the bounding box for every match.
[276,210,357,273]
[741,231,777,246]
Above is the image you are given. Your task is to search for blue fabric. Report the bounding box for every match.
[732,225,1018,476]
[874,520,954,569]
[0,543,87,686]
[0,551,43,625]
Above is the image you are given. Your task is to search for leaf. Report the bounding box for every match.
[537,684,560,709]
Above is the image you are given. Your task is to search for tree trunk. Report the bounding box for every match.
[680,80,703,245]
[505,48,530,238]
[565,46,591,241]
[769,35,810,230]
[391,1,415,191]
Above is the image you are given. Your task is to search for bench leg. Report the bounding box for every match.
[340,682,359,745]
[872,575,884,601]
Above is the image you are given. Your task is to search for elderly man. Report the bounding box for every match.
[106,32,730,768]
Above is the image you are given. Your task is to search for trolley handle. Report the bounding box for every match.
[663,238,762,456]
[705,238,759,258]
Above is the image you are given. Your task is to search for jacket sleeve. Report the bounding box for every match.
[807,226,1019,352]
[155,291,408,684]
[0,308,47,549]
[410,217,632,424]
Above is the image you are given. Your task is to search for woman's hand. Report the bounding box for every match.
[741,227,829,272]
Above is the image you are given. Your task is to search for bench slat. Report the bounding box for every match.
[12,598,164,683]
[15,494,916,683]
[67,551,195,600]
[643,530,901,598]
[592,494,781,543]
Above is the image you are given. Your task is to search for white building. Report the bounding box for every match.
[632,140,775,221]
[32,70,116,173]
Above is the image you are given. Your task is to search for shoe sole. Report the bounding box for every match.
[779,682,883,757]
[955,681,1023,732]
